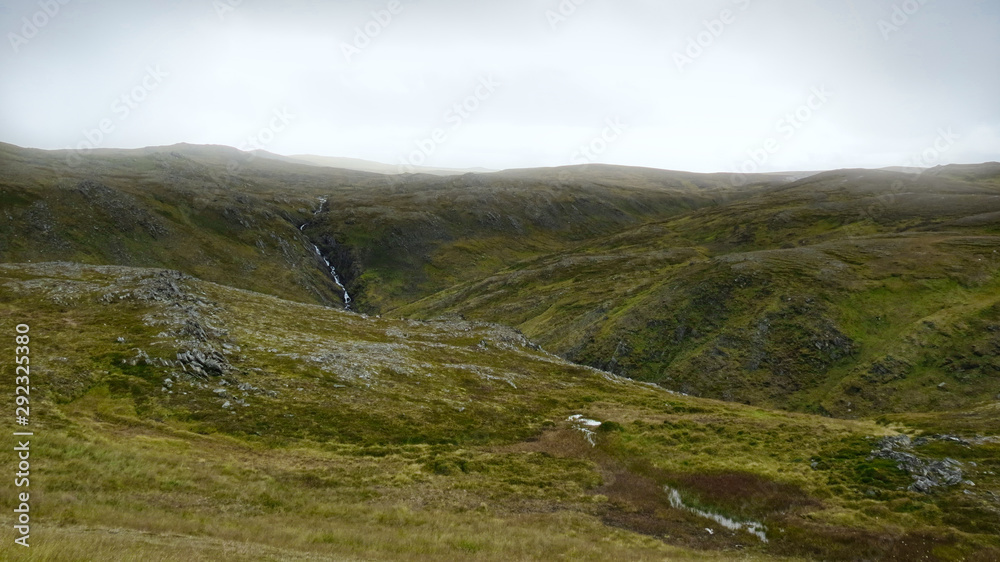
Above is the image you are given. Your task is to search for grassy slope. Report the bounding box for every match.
[0,143,784,315]
[0,263,998,561]
[272,164,789,312]
[0,142,375,307]
[9,142,999,419]
[397,167,1000,417]
[3,144,1000,558]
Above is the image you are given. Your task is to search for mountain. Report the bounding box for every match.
[0,143,784,311]
[1,142,999,560]
[1,261,998,560]
[4,142,1000,418]
[397,166,1000,417]
[923,162,1000,183]
[879,167,925,174]
[0,141,377,307]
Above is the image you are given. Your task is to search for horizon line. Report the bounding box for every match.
[3,139,1000,178]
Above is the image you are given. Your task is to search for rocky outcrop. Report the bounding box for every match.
[869,435,965,493]
[176,347,229,377]
[104,269,236,379]
[76,180,169,238]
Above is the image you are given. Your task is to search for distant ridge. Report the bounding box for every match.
[282,153,495,176]
[878,166,926,174]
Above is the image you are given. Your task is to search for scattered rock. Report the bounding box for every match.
[870,435,965,493]
[183,319,208,341]
[123,349,151,366]
[177,347,230,377]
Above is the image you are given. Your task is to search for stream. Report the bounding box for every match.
[300,197,352,309]
[312,244,352,309]
[663,486,768,542]
[567,413,769,543]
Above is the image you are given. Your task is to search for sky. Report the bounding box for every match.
[1,0,998,173]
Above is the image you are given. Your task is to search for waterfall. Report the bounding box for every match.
[312,244,352,309]
[302,197,351,308]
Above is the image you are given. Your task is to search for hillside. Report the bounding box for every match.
[5,143,1000,419]
[397,167,1000,417]
[0,142,377,307]
[0,143,785,312]
[1,262,998,560]
[3,143,1000,559]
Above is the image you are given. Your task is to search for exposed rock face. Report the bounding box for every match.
[99,268,237,379]
[129,271,236,378]
[76,179,169,239]
[869,435,965,493]
[177,348,229,377]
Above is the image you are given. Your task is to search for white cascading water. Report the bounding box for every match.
[301,197,352,309]
[312,244,352,309]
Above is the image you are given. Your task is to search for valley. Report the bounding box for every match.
[1,143,999,560]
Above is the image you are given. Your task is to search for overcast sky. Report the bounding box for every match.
[1,0,998,172]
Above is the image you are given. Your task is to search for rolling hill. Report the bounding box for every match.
[0,142,788,311]
[1,142,999,560]
[1,261,998,560]
[397,166,1000,417]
